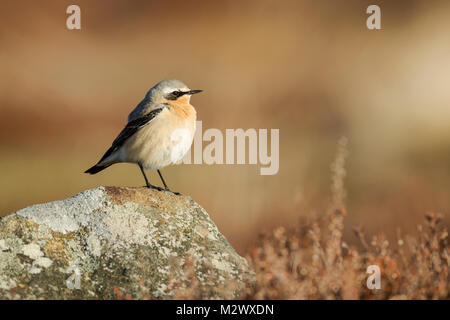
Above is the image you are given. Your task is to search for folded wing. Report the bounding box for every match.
[85,105,166,174]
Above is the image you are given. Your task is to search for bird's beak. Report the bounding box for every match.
[188,89,203,95]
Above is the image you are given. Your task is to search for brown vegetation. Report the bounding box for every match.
[245,210,448,299]
[244,139,449,300]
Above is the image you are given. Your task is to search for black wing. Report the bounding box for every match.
[97,107,165,164]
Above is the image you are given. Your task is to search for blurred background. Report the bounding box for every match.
[1,0,449,254]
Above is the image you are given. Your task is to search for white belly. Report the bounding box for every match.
[169,128,194,164]
[119,109,195,170]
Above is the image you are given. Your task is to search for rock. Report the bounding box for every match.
[0,186,254,299]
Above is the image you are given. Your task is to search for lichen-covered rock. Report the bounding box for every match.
[0,187,254,299]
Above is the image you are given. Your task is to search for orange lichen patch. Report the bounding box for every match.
[1,216,35,235]
[104,186,189,210]
[113,286,123,299]
[113,286,132,300]
[42,238,70,261]
[18,219,41,235]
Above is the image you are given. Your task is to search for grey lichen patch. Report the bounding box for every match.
[16,187,108,234]
[0,276,17,291]
[0,237,24,254]
[22,243,44,260]
[0,186,254,299]
[35,257,52,268]
[86,234,101,257]
[102,202,152,248]
[0,251,23,277]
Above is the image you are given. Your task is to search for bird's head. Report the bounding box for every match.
[146,79,202,104]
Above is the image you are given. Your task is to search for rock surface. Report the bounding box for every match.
[0,186,254,299]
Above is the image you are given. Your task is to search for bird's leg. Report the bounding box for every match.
[138,163,150,187]
[138,163,162,190]
[157,170,180,195]
[157,170,168,189]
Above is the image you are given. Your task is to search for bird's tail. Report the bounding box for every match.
[84,163,111,175]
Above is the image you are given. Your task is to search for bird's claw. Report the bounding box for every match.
[145,185,180,195]
[164,188,181,196]
[145,184,163,191]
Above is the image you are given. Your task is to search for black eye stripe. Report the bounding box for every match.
[166,90,187,100]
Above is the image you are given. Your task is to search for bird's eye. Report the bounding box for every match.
[166,90,184,100]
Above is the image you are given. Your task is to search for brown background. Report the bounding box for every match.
[1,0,449,253]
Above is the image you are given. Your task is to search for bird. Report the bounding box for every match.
[85,79,202,195]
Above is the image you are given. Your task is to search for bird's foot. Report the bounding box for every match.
[145,184,163,191]
[164,188,181,196]
[144,184,180,195]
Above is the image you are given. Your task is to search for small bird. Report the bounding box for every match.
[85,79,202,194]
